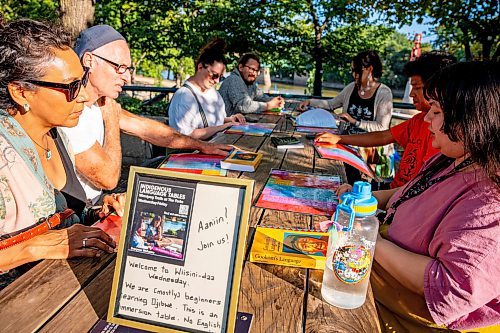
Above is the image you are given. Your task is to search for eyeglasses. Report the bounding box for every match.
[25,67,90,102]
[203,65,222,81]
[92,53,135,75]
[244,65,261,75]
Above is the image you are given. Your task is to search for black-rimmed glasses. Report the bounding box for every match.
[93,53,135,75]
[244,65,261,75]
[26,67,90,102]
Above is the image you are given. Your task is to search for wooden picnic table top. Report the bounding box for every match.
[0,113,381,333]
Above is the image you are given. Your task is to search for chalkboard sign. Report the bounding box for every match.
[108,167,254,333]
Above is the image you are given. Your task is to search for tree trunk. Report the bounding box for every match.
[480,36,493,60]
[460,27,472,60]
[59,0,95,41]
[312,34,323,97]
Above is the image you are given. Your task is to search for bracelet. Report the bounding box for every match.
[354,120,361,127]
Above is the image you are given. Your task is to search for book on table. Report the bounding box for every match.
[295,126,338,134]
[255,169,341,216]
[224,123,276,136]
[220,150,263,172]
[294,108,337,128]
[250,226,329,269]
[314,141,376,178]
[271,136,304,149]
[158,153,227,176]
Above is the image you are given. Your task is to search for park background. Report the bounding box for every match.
[1,1,497,95]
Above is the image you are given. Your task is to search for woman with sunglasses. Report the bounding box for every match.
[0,19,123,289]
[168,39,246,140]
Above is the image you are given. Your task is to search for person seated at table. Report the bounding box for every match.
[60,25,233,205]
[300,50,394,185]
[338,62,500,332]
[0,19,122,289]
[315,52,457,189]
[219,53,284,115]
[145,216,163,246]
[168,39,246,140]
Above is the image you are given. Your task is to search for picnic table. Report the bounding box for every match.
[0,113,381,333]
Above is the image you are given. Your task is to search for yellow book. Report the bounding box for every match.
[250,226,329,269]
[220,150,263,172]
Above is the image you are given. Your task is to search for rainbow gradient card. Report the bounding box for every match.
[255,169,341,216]
[159,153,227,176]
[225,123,276,136]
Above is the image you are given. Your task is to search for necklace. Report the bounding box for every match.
[359,84,372,96]
[31,134,52,160]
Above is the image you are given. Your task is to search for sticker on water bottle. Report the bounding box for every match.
[333,245,371,284]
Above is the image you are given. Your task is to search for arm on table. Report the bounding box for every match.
[0,224,116,272]
[119,109,232,155]
[315,130,394,147]
[189,122,236,141]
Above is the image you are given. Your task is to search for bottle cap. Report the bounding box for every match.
[339,181,378,217]
[334,181,378,232]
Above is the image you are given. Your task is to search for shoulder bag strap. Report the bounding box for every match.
[182,83,209,128]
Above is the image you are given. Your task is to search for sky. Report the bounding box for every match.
[396,17,437,44]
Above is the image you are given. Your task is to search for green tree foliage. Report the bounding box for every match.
[0,0,59,22]
[376,0,499,60]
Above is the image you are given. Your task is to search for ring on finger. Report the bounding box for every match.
[83,237,89,248]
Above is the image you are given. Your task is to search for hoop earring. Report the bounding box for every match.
[23,103,30,112]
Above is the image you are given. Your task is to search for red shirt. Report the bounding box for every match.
[390,112,439,188]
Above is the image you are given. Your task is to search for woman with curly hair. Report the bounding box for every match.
[0,19,123,289]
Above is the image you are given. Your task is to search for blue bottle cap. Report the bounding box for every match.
[334,181,378,232]
[339,181,378,217]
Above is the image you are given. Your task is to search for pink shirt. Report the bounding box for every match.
[386,155,500,329]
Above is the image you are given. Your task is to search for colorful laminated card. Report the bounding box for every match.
[314,142,375,178]
[225,123,276,136]
[159,153,227,176]
[295,126,338,134]
[250,226,329,269]
[255,169,341,216]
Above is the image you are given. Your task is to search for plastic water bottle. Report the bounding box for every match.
[321,181,379,309]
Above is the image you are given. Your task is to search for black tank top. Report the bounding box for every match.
[50,128,87,217]
[345,86,379,134]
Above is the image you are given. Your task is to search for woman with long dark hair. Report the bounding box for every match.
[365,61,499,332]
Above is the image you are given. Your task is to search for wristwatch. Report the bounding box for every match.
[355,120,361,127]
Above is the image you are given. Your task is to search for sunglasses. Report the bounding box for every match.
[26,67,90,102]
[93,53,135,75]
[203,65,222,81]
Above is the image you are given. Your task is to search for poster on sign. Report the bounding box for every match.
[107,167,254,333]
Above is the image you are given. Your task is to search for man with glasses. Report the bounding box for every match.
[168,39,245,140]
[219,53,284,115]
[60,25,232,204]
